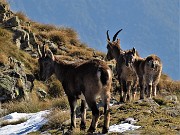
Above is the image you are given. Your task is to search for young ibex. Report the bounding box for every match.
[37,45,112,133]
[105,30,138,102]
[141,55,162,98]
[126,52,162,99]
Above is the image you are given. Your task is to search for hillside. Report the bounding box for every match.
[0,1,180,134]
[8,0,180,80]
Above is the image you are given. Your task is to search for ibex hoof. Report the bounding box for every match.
[87,126,95,133]
[80,122,86,130]
[102,126,109,134]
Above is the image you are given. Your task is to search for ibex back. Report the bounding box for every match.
[38,45,112,134]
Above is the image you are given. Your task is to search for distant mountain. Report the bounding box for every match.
[8,0,180,80]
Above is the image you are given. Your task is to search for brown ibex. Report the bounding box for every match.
[105,30,138,102]
[141,55,162,98]
[37,45,112,133]
[125,52,162,99]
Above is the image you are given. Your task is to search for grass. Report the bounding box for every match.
[43,108,70,130]
[0,118,27,127]
[15,11,29,23]
[0,28,38,74]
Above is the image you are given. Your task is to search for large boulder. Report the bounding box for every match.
[0,57,34,102]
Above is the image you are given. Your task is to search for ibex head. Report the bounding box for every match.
[37,43,55,81]
[105,29,122,61]
[123,47,136,67]
[145,55,162,70]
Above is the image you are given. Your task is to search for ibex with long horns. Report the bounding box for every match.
[105,30,139,102]
[37,44,112,133]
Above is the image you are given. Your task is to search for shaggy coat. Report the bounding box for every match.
[133,54,162,98]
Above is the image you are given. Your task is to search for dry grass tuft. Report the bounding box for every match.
[15,11,29,22]
[51,97,69,110]
[0,27,12,39]
[44,108,70,130]
[0,0,8,5]
[48,79,64,98]
[32,23,57,32]
[0,118,27,127]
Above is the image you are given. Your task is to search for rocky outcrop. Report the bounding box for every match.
[0,57,34,102]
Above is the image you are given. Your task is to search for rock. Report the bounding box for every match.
[0,57,34,102]
[12,26,30,49]
[36,88,47,99]
[29,32,38,47]
[58,46,68,52]
[46,40,58,53]
[0,2,9,13]
[122,117,138,124]
[164,95,178,102]
[161,106,180,117]
[5,16,20,27]
[31,53,38,58]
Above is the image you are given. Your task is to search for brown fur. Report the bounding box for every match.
[117,49,139,102]
[38,47,112,134]
[142,54,162,98]
[132,54,162,99]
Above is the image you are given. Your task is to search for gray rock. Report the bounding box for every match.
[36,88,47,99]
[5,16,20,27]
[46,40,58,53]
[12,26,30,49]
[122,117,138,124]
[164,95,178,102]
[0,3,9,13]
[0,57,34,102]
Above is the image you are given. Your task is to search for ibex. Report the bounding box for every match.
[126,52,162,99]
[141,55,162,98]
[105,30,138,102]
[37,44,112,133]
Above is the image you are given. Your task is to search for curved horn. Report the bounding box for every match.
[42,42,46,58]
[106,30,110,41]
[37,44,42,58]
[113,29,123,41]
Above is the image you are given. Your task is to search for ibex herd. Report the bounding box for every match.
[106,30,162,101]
[37,29,162,133]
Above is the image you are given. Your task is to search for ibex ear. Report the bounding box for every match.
[132,47,136,55]
[46,49,55,61]
[117,38,120,44]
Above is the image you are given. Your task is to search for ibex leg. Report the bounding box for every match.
[102,94,110,134]
[68,96,77,130]
[87,100,99,133]
[152,85,157,97]
[80,100,86,130]
[147,84,152,98]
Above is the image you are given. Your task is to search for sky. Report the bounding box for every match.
[7,0,180,80]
